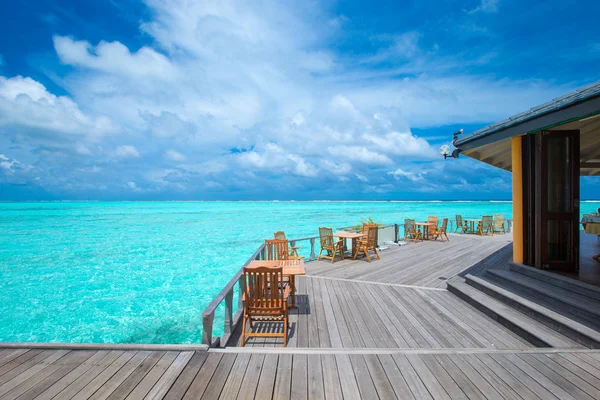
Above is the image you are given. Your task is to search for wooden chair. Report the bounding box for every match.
[455,215,467,233]
[273,231,303,258]
[404,219,422,243]
[432,218,450,242]
[477,216,494,236]
[264,239,301,261]
[492,214,505,234]
[317,227,344,263]
[241,266,290,346]
[353,224,380,262]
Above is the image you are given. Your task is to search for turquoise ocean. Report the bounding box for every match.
[1,201,599,344]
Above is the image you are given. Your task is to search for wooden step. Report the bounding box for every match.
[487,269,600,327]
[465,274,600,348]
[447,278,583,349]
[509,262,600,302]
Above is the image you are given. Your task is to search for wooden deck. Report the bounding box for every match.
[307,233,514,288]
[2,347,600,399]
[230,276,535,348]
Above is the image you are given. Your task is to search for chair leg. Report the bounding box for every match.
[241,315,247,347]
[374,247,381,260]
[363,246,371,263]
[353,245,359,260]
[283,317,288,346]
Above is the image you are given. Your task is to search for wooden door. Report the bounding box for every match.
[535,130,580,271]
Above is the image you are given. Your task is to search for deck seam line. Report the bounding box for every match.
[0,343,209,351]
[211,347,600,355]
[306,275,447,291]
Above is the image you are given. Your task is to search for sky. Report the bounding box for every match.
[0,0,599,201]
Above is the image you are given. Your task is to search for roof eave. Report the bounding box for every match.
[454,94,600,151]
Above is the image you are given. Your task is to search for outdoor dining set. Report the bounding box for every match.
[404,214,507,243]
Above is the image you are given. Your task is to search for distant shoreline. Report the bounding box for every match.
[0,199,599,203]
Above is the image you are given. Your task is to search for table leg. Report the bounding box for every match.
[289,275,297,308]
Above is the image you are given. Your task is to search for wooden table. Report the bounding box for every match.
[334,231,364,257]
[246,259,306,307]
[415,222,435,241]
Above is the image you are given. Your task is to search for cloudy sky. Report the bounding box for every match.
[1,0,599,200]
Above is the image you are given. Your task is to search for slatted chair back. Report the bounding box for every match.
[365,224,378,247]
[405,219,416,238]
[319,227,334,249]
[264,239,289,260]
[274,231,287,240]
[243,266,286,312]
[456,214,463,227]
[493,214,504,229]
[482,216,493,233]
[440,218,448,233]
[428,216,439,226]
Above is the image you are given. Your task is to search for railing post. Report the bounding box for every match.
[309,238,316,259]
[238,275,245,310]
[202,312,214,346]
[224,290,233,336]
[394,224,399,243]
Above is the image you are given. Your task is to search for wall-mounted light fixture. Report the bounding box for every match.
[440,144,460,160]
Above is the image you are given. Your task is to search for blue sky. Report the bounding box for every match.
[1,0,599,200]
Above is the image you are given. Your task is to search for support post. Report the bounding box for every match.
[394,224,399,243]
[224,290,233,336]
[202,313,214,346]
[511,136,524,263]
[309,238,316,259]
[237,275,245,311]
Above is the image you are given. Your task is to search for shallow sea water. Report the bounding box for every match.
[1,200,598,344]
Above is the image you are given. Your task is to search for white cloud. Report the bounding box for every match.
[75,143,92,155]
[322,160,352,175]
[366,131,437,159]
[466,0,499,14]
[53,36,179,80]
[126,181,139,190]
[0,76,115,136]
[164,149,186,162]
[114,145,140,158]
[356,173,369,182]
[388,168,424,182]
[327,146,393,166]
[236,143,317,177]
[0,154,17,173]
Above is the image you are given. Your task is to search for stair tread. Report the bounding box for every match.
[466,273,600,344]
[488,269,600,317]
[509,262,600,301]
[448,279,583,349]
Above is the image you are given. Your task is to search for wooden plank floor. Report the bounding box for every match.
[3,347,600,399]
[230,276,532,348]
[306,233,514,288]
